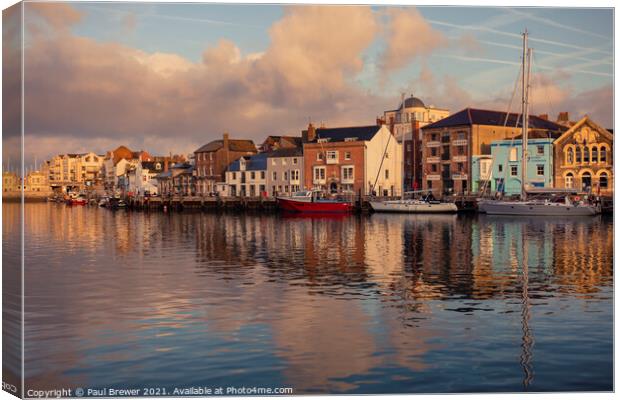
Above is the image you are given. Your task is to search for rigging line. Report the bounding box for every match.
[479,56,523,196]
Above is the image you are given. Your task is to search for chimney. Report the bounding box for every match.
[223,132,230,150]
[164,158,169,172]
[557,112,569,122]
[307,123,316,142]
[538,113,548,121]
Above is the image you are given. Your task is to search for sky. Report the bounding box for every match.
[2,2,614,168]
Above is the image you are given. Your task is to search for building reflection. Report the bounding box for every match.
[15,203,613,393]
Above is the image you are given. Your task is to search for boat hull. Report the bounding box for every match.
[370,200,457,213]
[478,200,598,216]
[277,197,353,213]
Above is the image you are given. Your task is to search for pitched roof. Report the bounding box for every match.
[312,125,381,143]
[228,153,269,172]
[422,108,568,132]
[195,139,257,153]
[141,161,164,171]
[266,147,303,158]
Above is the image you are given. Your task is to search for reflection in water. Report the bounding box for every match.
[7,204,613,393]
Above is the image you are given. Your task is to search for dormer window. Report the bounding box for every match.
[317,138,329,143]
[344,137,358,142]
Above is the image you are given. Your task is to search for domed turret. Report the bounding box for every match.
[400,95,425,109]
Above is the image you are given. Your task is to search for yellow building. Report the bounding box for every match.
[2,171,19,192]
[383,95,450,141]
[24,170,49,192]
[553,115,613,196]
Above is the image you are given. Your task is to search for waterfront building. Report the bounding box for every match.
[379,96,450,191]
[421,108,566,195]
[194,133,257,196]
[172,164,196,196]
[224,153,269,197]
[489,135,557,196]
[552,115,613,196]
[259,135,302,152]
[47,152,105,192]
[302,124,403,196]
[266,147,304,197]
[102,146,151,190]
[2,171,19,192]
[127,161,165,196]
[24,169,50,192]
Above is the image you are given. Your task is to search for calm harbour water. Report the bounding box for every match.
[4,203,614,394]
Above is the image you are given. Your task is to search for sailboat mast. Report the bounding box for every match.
[521,30,529,201]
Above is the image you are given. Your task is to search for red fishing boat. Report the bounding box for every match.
[66,193,88,205]
[277,190,354,213]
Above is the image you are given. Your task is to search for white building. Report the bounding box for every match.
[224,153,269,197]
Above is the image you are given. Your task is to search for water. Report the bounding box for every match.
[3,203,613,394]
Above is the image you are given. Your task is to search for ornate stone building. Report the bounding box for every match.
[553,116,613,196]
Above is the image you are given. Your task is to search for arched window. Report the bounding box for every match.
[575,147,582,163]
[591,146,598,163]
[599,172,608,189]
[565,172,574,189]
[567,147,574,164]
[600,146,607,163]
[583,147,589,163]
[581,172,592,191]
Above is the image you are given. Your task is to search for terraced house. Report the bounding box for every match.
[194,133,257,195]
[302,124,402,196]
[266,147,304,197]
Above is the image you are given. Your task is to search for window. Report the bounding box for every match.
[431,134,438,141]
[599,172,608,188]
[317,152,324,161]
[431,148,438,156]
[567,147,574,164]
[537,164,544,176]
[232,172,236,180]
[498,164,503,173]
[510,165,518,176]
[457,132,466,140]
[576,147,582,163]
[591,146,598,163]
[567,173,575,188]
[344,152,351,160]
[251,171,256,180]
[272,171,277,181]
[291,170,300,180]
[457,146,465,155]
[600,146,607,163]
[209,153,213,161]
[284,171,288,181]
[313,166,326,182]
[431,164,438,172]
[260,171,265,179]
[292,158,298,165]
[509,147,518,162]
[317,138,329,143]
[537,145,544,155]
[385,169,389,179]
[344,137,358,142]
[342,166,354,181]
[583,147,590,163]
[326,151,338,163]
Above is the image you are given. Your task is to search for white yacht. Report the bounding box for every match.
[370,192,457,213]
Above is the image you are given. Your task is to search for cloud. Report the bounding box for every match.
[26,2,83,33]
[379,8,446,73]
[22,4,390,161]
[121,13,137,34]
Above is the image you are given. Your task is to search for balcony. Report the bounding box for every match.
[452,174,468,180]
[426,156,440,163]
[452,155,468,163]
[426,141,441,147]
[452,139,468,146]
[426,174,441,181]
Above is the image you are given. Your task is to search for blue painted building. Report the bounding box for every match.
[490,138,555,196]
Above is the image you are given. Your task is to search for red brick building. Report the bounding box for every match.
[302,124,402,196]
[194,133,257,195]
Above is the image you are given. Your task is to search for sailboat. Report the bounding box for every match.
[478,31,599,216]
[370,95,457,213]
